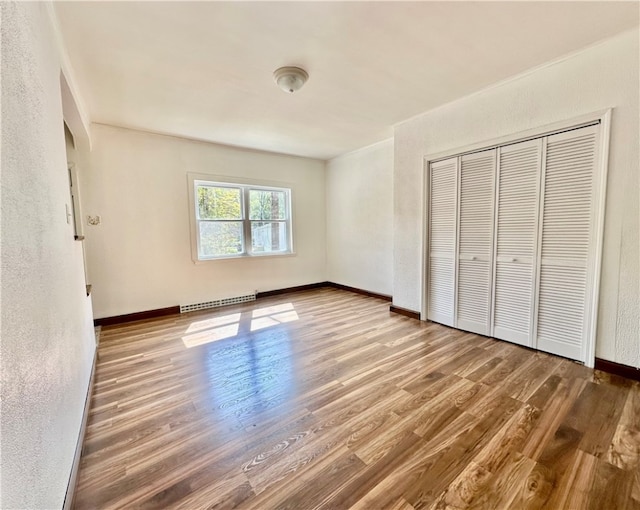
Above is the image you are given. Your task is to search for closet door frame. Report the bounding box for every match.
[422,109,611,368]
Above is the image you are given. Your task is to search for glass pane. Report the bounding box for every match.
[251,222,288,253]
[199,221,243,257]
[249,189,287,220]
[198,186,242,220]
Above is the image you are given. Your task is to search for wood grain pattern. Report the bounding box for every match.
[73,288,640,509]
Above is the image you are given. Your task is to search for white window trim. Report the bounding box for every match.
[187,173,295,262]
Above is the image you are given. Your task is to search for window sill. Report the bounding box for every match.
[193,251,296,264]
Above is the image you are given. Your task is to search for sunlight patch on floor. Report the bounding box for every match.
[184,313,242,334]
[250,310,299,331]
[182,303,298,347]
[251,302,294,318]
[182,323,240,347]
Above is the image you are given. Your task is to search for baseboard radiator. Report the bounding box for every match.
[179,293,256,313]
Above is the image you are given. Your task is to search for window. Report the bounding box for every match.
[192,178,292,260]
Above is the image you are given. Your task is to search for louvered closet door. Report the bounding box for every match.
[492,139,542,347]
[428,157,458,327]
[456,150,496,335]
[535,125,599,361]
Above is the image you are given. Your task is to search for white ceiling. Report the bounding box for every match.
[55,2,639,160]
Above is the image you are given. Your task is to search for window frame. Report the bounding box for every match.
[188,173,294,262]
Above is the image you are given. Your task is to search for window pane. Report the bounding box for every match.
[251,222,287,252]
[249,189,287,220]
[199,221,243,257]
[198,186,242,220]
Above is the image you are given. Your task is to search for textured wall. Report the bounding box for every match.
[393,29,639,366]
[326,139,394,296]
[0,3,96,508]
[83,124,327,318]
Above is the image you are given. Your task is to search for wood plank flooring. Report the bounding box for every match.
[73,288,640,509]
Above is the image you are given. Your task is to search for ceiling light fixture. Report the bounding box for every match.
[273,66,309,94]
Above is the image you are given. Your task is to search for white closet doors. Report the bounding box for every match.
[456,150,496,336]
[426,121,604,364]
[427,157,458,327]
[492,139,542,347]
[535,125,599,360]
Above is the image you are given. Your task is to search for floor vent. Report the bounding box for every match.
[180,293,256,313]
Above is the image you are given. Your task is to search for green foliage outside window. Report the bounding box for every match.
[197,186,242,256]
[249,189,286,220]
[196,183,289,258]
[198,186,241,220]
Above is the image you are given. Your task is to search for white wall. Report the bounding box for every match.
[393,29,639,365]
[1,2,96,508]
[326,139,393,296]
[83,124,326,319]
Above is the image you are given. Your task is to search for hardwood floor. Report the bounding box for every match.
[74,288,640,509]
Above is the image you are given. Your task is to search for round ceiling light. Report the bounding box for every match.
[273,66,309,94]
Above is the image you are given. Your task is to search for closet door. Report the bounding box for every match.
[492,139,542,346]
[456,150,496,335]
[535,125,599,360]
[427,157,458,327]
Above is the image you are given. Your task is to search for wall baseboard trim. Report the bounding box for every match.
[390,305,421,320]
[94,306,180,327]
[63,346,98,510]
[94,282,393,326]
[326,282,392,302]
[256,282,329,298]
[257,282,392,301]
[595,358,640,382]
